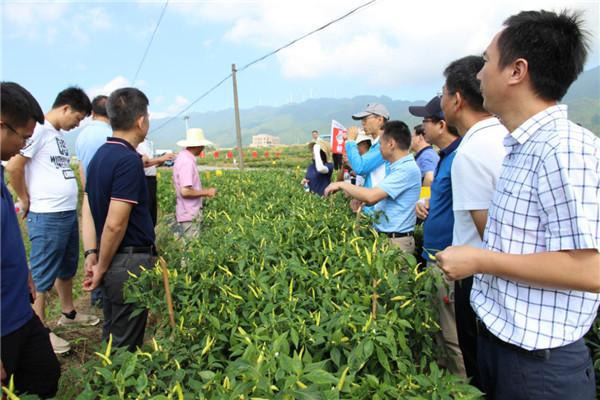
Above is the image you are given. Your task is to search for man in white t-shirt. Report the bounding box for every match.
[440,55,508,390]
[7,87,99,354]
[136,139,174,227]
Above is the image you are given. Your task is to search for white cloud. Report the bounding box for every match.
[169,0,600,88]
[149,95,190,120]
[87,76,130,99]
[3,2,112,45]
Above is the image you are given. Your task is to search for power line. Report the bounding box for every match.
[238,0,379,73]
[150,73,233,133]
[150,0,379,133]
[132,0,169,85]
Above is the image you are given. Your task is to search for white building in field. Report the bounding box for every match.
[251,134,280,147]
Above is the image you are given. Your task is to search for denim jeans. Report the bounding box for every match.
[26,211,79,292]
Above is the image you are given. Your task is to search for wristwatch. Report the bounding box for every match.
[84,249,98,258]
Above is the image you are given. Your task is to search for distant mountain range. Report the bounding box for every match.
[67,66,599,151]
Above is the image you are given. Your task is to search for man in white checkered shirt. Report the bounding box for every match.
[437,10,600,400]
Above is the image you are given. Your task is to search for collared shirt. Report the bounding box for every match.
[373,154,421,233]
[173,149,202,223]
[86,137,155,247]
[472,105,600,350]
[1,166,33,336]
[20,121,78,212]
[452,117,508,248]
[422,137,461,259]
[76,119,112,176]
[414,146,440,181]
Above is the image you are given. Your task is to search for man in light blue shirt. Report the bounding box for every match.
[326,120,421,253]
[75,94,110,308]
[76,95,111,186]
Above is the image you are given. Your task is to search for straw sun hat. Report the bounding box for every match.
[176,128,213,147]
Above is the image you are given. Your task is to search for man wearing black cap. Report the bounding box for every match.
[409,95,464,376]
[345,103,389,213]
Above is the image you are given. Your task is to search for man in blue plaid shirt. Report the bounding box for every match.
[437,10,600,400]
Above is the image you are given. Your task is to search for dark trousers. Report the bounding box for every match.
[1,315,60,398]
[332,153,343,170]
[101,253,154,352]
[454,277,481,390]
[146,176,157,227]
[477,331,596,400]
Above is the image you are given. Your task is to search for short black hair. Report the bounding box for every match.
[91,95,108,117]
[107,88,149,131]
[382,120,411,150]
[413,124,425,136]
[52,86,92,116]
[444,56,486,113]
[1,82,44,127]
[312,130,318,134]
[498,10,589,101]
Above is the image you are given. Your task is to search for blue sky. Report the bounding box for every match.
[2,0,599,123]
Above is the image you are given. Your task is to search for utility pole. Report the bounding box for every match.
[231,64,245,171]
[183,115,190,131]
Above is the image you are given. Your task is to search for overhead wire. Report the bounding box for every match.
[132,0,170,86]
[150,0,380,133]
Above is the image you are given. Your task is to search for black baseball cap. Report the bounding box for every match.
[408,96,444,119]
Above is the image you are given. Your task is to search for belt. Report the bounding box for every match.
[116,245,158,256]
[475,319,551,360]
[381,231,413,238]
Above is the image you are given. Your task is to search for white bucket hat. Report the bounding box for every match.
[176,128,213,147]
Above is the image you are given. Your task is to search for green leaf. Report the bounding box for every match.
[303,370,338,385]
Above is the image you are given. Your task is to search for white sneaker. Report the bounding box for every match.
[49,332,71,354]
[57,311,100,327]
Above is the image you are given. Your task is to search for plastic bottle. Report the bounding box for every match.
[303,183,310,192]
[343,169,350,183]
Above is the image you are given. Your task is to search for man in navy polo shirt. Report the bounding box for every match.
[409,96,464,376]
[1,82,60,398]
[82,87,155,351]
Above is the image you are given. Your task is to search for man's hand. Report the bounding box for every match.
[415,198,429,220]
[27,271,36,302]
[160,152,176,163]
[301,178,309,185]
[324,182,343,197]
[19,196,30,219]
[347,126,360,141]
[84,253,98,276]
[83,263,106,292]
[205,188,217,198]
[350,199,363,213]
[436,245,484,281]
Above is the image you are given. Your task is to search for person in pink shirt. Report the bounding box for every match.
[173,128,217,238]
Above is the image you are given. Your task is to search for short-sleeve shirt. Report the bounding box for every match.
[75,120,111,176]
[20,121,78,212]
[305,162,334,196]
[173,149,202,223]
[86,137,155,247]
[137,139,156,177]
[452,117,507,248]
[1,166,34,336]
[373,154,421,233]
[472,105,600,350]
[422,137,461,259]
[414,146,439,181]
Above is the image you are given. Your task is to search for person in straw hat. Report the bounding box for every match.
[301,138,334,197]
[172,128,217,238]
